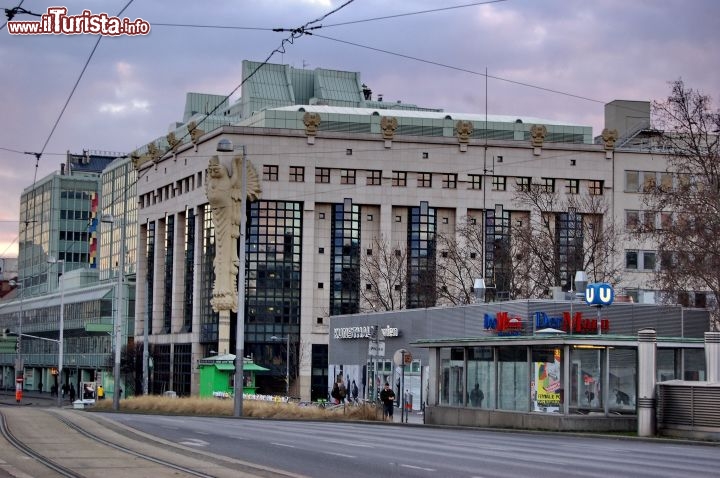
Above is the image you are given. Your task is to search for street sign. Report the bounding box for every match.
[368,340,385,357]
[393,349,413,366]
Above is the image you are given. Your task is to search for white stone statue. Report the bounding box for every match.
[206,153,261,312]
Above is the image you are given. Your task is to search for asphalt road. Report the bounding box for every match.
[100,413,720,478]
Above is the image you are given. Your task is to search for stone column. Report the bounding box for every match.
[705,332,720,382]
[637,328,657,437]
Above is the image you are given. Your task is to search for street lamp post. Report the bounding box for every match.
[271,335,290,397]
[47,257,65,408]
[101,213,125,411]
[9,279,23,385]
[217,139,247,417]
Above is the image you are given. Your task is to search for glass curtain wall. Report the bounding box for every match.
[407,201,437,308]
[330,199,360,315]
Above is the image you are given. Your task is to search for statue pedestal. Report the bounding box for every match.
[218,309,231,355]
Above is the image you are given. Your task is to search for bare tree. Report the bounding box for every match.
[512,184,622,296]
[359,236,407,311]
[435,218,484,305]
[642,79,720,330]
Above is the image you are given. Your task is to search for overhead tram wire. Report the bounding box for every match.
[1,0,28,31]
[137,0,356,176]
[310,33,605,105]
[148,1,505,31]
[35,0,136,173]
[318,0,508,28]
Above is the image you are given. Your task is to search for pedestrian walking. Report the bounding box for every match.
[69,384,76,402]
[380,382,395,421]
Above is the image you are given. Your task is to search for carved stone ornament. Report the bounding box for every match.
[456,120,473,144]
[380,116,398,140]
[303,112,321,136]
[205,154,262,313]
[187,121,204,145]
[530,124,547,148]
[166,132,181,152]
[602,128,619,150]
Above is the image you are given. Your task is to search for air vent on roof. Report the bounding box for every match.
[298,107,306,112]
[444,115,452,120]
[515,119,523,123]
[372,111,379,116]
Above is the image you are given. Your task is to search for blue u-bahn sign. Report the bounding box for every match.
[584,283,614,307]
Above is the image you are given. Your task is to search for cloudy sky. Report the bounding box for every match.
[1,0,718,258]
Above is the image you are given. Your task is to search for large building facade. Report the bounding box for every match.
[3,61,703,403]
[0,151,127,394]
[126,61,693,401]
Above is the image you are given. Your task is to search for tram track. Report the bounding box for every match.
[0,407,81,477]
[0,406,294,478]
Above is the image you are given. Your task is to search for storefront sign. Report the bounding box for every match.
[333,325,401,340]
[333,326,374,339]
[484,311,523,336]
[585,283,615,306]
[380,325,399,337]
[535,311,610,334]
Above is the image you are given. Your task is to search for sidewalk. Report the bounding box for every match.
[392,407,424,424]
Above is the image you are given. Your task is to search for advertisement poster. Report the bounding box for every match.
[533,349,561,412]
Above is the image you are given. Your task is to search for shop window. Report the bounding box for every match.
[467,347,494,409]
[440,347,465,407]
[498,347,529,411]
[609,348,637,413]
[570,347,604,411]
[531,347,562,413]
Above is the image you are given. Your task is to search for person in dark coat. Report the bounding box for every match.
[69,384,76,402]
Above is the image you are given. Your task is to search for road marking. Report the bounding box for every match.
[323,452,356,458]
[271,442,296,448]
[178,438,209,447]
[400,464,436,472]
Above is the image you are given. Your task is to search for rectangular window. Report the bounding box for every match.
[366,170,382,186]
[540,178,555,193]
[643,211,656,231]
[469,174,482,190]
[588,180,603,195]
[492,176,507,191]
[625,170,639,192]
[392,171,407,187]
[516,177,531,192]
[442,173,457,189]
[643,251,656,270]
[315,167,330,184]
[660,172,673,191]
[626,250,638,269]
[660,212,673,230]
[642,171,657,192]
[263,165,278,181]
[289,166,304,182]
[418,172,432,188]
[340,169,356,185]
[626,210,640,231]
[566,179,579,194]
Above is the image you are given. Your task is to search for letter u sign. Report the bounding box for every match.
[585,283,614,306]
